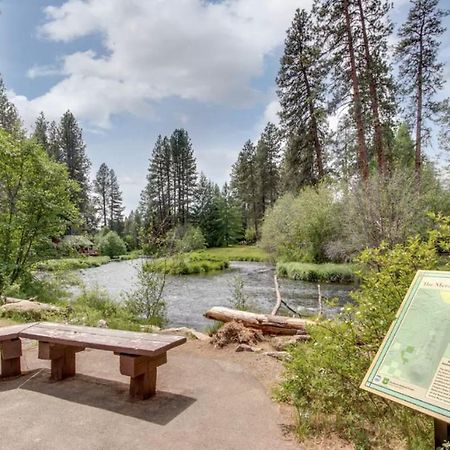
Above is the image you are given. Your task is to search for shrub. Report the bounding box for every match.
[277,216,450,448]
[229,275,249,310]
[175,225,206,253]
[97,231,127,258]
[330,170,443,261]
[124,264,167,327]
[260,185,342,263]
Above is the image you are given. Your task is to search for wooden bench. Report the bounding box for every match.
[0,322,186,399]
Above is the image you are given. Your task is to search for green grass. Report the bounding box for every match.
[33,251,143,272]
[0,287,158,332]
[195,245,269,262]
[34,256,111,271]
[144,253,229,275]
[276,262,357,284]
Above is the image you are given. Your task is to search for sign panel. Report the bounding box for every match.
[361,270,450,422]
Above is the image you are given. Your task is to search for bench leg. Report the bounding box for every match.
[119,353,167,400]
[0,338,22,378]
[130,367,157,399]
[38,342,84,381]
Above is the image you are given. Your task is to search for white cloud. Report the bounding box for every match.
[12,0,309,128]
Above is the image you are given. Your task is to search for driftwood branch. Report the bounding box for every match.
[271,275,302,317]
[204,307,312,336]
[271,275,282,315]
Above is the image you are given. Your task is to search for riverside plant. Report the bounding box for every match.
[277,215,450,449]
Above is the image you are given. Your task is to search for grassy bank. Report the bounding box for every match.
[277,262,357,283]
[33,250,142,272]
[0,286,158,332]
[34,256,111,271]
[195,245,269,262]
[144,252,229,275]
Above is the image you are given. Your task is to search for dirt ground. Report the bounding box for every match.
[0,322,355,449]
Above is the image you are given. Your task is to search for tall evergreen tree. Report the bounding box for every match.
[170,129,197,225]
[192,174,221,247]
[0,76,22,135]
[33,112,49,153]
[255,123,281,214]
[94,163,111,228]
[108,169,125,232]
[57,111,91,215]
[276,9,327,181]
[215,183,243,247]
[395,0,449,179]
[231,140,259,234]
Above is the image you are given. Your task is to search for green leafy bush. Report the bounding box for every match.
[278,216,450,448]
[97,231,127,258]
[124,264,167,327]
[175,225,206,253]
[260,185,342,263]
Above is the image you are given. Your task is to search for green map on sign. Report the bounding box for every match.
[378,288,450,388]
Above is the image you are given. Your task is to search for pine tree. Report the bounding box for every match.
[33,112,49,152]
[281,134,315,193]
[276,9,327,181]
[94,163,111,228]
[192,173,221,247]
[355,0,395,174]
[255,123,281,214]
[47,121,63,162]
[231,140,259,234]
[395,0,449,179]
[0,76,22,135]
[215,183,243,247]
[108,169,125,232]
[57,111,91,215]
[170,129,197,225]
[390,123,416,170]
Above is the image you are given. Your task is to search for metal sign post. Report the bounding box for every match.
[435,419,450,449]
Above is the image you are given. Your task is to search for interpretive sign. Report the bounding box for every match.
[361,270,450,422]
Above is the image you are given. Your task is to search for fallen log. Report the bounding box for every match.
[204,306,312,336]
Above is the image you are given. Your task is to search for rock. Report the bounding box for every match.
[272,335,310,351]
[264,351,292,362]
[140,325,161,333]
[160,327,210,341]
[97,319,108,328]
[190,330,210,342]
[235,344,256,352]
[0,300,61,315]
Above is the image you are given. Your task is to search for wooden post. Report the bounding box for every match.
[38,341,84,381]
[434,418,450,449]
[0,338,22,377]
[118,353,167,400]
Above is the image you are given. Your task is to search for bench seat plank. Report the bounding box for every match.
[19,323,186,357]
[0,323,37,342]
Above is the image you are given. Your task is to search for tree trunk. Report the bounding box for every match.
[415,27,424,182]
[356,0,385,175]
[301,67,324,179]
[343,0,369,181]
[204,306,311,336]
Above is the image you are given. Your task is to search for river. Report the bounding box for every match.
[71,259,355,331]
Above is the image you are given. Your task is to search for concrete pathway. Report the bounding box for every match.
[0,340,298,450]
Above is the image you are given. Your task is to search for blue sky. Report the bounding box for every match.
[1,0,449,212]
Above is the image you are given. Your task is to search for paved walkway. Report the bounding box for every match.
[0,340,298,450]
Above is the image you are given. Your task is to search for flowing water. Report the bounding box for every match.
[71,259,355,331]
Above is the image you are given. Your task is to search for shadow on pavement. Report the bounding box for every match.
[1,369,196,426]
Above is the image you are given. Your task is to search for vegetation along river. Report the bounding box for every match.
[71,259,355,331]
